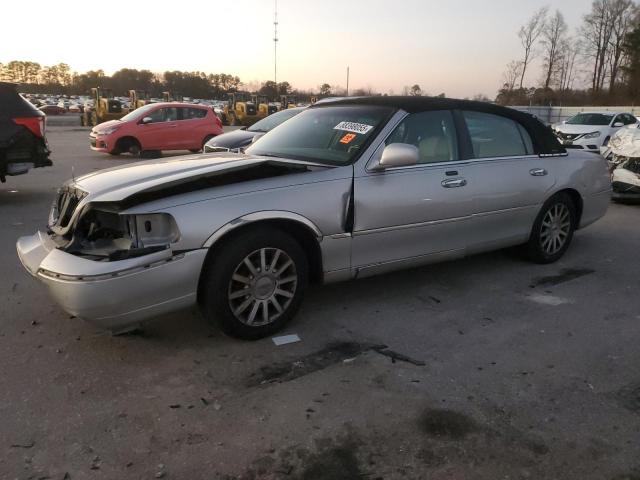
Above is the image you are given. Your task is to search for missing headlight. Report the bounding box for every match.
[66,209,180,260]
[127,213,180,248]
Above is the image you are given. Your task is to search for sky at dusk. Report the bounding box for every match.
[0,0,594,98]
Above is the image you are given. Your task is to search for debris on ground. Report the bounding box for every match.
[272,334,301,346]
[371,346,426,366]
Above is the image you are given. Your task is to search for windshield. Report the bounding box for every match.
[246,105,394,165]
[119,103,156,122]
[248,108,302,132]
[566,113,613,126]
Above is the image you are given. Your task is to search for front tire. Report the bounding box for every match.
[525,192,577,264]
[200,227,308,339]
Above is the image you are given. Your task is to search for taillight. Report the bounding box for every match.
[13,117,45,138]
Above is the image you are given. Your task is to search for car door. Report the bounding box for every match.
[352,110,474,276]
[136,106,179,150]
[177,107,207,149]
[459,110,556,253]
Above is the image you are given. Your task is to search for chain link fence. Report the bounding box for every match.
[509,106,640,125]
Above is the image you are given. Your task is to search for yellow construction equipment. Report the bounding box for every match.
[162,91,183,102]
[81,87,127,126]
[128,90,149,110]
[252,94,277,119]
[279,95,297,110]
[223,92,258,126]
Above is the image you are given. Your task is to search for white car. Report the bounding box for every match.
[552,112,638,152]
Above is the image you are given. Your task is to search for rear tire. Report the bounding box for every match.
[202,134,215,149]
[200,227,308,340]
[524,192,577,264]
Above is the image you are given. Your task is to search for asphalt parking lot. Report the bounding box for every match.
[1,125,640,480]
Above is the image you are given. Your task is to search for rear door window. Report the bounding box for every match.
[462,111,533,158]
[180,107,207,120]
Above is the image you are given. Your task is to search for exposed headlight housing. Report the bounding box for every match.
[125,213,181,249]
[65,209,181,260]
[583,131,601,139]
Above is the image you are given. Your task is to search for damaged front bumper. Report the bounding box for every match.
[612,181,640,200]
[16,231,208,332]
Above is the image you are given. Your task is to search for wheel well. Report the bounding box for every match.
[556,188,583,224]
[115,136,140,151]
[197,219,324,304]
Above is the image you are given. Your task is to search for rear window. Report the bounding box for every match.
[182,107,207,120]
[463,111,533,158]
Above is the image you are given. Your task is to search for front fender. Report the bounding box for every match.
[202,210,323,248]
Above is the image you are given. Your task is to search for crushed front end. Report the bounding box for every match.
[16,185,207,332]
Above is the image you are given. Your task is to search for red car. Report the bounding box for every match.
[39,105,66,115]
[89,102,223,156]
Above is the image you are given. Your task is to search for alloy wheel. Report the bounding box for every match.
[227,248,297,326]
[539,203,571,255]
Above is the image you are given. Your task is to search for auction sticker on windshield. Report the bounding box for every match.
[334,121,374,135]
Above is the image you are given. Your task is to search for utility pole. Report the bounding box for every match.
[273,0,278,93]
[346,66,349,97]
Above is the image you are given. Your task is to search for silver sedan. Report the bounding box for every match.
[17,97,611,339]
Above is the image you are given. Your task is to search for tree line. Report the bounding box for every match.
[0,61,292,99]
[498,0,640,106]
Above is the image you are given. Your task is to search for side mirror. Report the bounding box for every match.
[372,143,419,171]
[251,133,264,144]
[613,122,624,127]
[141,116,153,124]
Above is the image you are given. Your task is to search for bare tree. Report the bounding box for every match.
[541,10,568,89]
[518,7,548,88]
[503,60,523,91]
[607,0,636,92]
[557,38,581,91]
[581,0,614,92]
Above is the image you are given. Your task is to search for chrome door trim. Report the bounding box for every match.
[365,153,543,174]
[353,214,469,237]
[471,204,537,218]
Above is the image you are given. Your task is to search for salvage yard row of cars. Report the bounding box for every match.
[16,97,612,339]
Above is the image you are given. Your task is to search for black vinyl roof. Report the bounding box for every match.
[312,96,566,156]
[0,82,43,119]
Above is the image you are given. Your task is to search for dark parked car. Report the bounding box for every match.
[204,107,304,152]
[0,82,52,182]
[39,105,66,115]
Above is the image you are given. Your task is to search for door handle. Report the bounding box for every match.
[168,124,178,128]
[441,178,467,188]
[530,168,548,176]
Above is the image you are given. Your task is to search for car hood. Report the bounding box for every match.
[553,124,608,134]
[206,129,257,149]
[91,119,121,133]
[71,153,328,204]
[609,127,640,157]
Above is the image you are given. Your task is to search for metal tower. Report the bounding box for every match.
[274,0,279,88]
